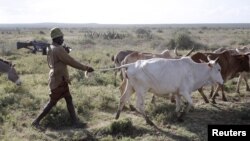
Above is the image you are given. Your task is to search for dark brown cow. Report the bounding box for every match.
[191,50,250,104]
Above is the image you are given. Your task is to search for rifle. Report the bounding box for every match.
[17,40,72,55]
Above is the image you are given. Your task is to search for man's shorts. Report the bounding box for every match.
[49,81,71,103]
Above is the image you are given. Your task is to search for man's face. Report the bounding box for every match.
[54,36,64,45]
[57,36,64,45]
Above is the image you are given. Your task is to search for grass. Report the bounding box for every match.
[0,25,250,141]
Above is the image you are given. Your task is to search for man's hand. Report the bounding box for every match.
[87,67,94,72]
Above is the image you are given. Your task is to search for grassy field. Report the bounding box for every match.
[0,24,250,141]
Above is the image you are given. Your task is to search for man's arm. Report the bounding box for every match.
[55,47,90,71]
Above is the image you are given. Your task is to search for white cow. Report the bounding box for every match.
[115,57,223,125]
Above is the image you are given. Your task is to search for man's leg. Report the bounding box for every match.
[65,95,78,124]
[32,100,56,127]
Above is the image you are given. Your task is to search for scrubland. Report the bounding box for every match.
[0,24,250,141]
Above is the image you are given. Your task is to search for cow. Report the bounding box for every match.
[235,46,250,93]
[214,47,250,94]
[191,50,250,104]
[111,50,136,86]
[112,48,182,87]
[119,47,195,108]
[114,57,223,125]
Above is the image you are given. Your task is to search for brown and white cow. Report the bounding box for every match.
[191,50,250,103]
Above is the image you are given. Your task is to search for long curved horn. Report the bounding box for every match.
[214,57,219,63]
[185,45,195,56]
[207,55,212,61]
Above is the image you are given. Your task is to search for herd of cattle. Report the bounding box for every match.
[110,46,250,124]
[1,45,250,125]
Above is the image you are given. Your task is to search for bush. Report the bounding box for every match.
[175,33,193,49]
[135,28,152,39]
[168,32,207,50]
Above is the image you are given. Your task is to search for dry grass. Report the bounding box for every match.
[0,24,250,141]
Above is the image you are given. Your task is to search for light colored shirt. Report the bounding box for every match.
[47,43,89,90]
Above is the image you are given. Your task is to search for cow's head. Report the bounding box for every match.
[207,57,224,85]
[234,54,250,72]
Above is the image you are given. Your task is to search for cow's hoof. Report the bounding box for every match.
[115,111,120,119]
[210,99,216,104]
[246,88,250,91]
[176,113,184,122]
[204,99,209,103]
[145,118,154,126]
[171,99,176,103]
[129,105,136,111]
[177,118,184,122]
[222,98,227,101]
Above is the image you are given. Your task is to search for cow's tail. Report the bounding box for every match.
[84,63,134,78]
[100,63,134,71]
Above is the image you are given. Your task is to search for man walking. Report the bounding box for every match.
[32,27,94,129]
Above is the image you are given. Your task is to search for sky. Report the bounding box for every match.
[0,0,250,24]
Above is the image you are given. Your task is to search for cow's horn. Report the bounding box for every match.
[185,45,195,56]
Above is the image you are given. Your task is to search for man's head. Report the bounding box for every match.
[50,27,64,45]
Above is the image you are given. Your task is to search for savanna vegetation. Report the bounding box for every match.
[0,24,250,141]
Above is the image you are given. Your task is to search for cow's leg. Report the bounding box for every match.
[150,95,156,107]
[220,84,227,101]
[237,72,249,92]
[114,70,117,86]
[119,70,123,80]
[119,79,136,111]
[209,85,220,98]
[236,74,243,94]
[135,88,155,126]
[115,81,133,119]
[119,79,126,95]
[210,84,224,104]
[175,94,184,121]
[209,85,214,98]
[198,87,209,103]
[170,93,176,103]
[176,91,193,121]
[243,73,250,91]
[175,94,181,112]
[181,92,193,113]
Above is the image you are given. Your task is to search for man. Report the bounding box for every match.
[32,27,94,129]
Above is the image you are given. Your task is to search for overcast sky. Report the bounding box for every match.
[0,0,250,24]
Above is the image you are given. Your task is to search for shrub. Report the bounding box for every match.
[175,33,193,49]
[110,118,133,135]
